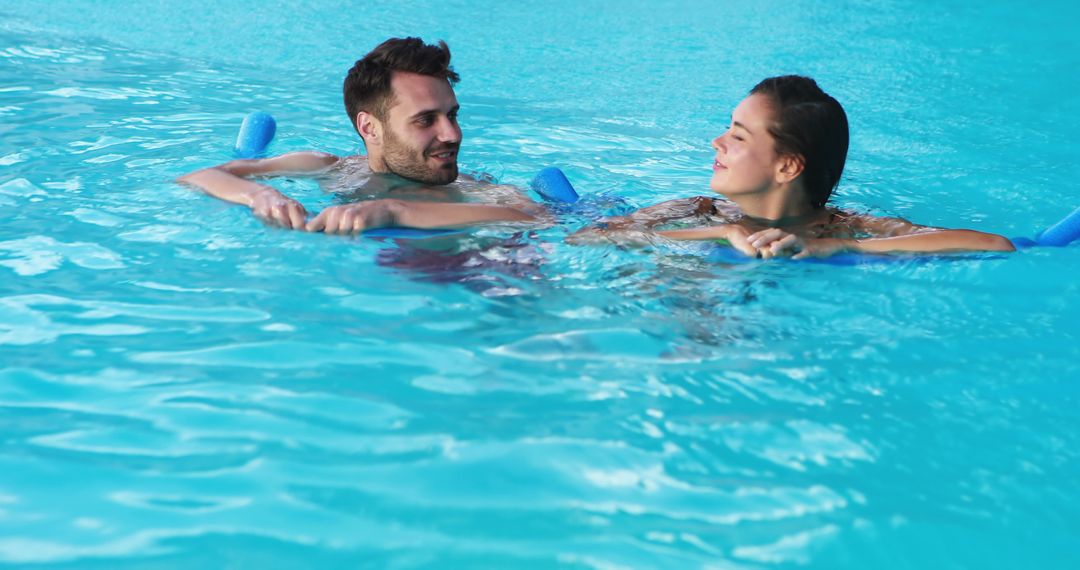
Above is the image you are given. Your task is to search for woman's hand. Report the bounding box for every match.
[716,224,758,257]
[747,228,848,259]
[247,186,308,229]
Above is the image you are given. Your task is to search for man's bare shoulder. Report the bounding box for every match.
[322,154,373,189]
[332,154,369,170]
[198,151,342,179]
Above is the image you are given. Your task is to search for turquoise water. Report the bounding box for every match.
[2,1,1079,568]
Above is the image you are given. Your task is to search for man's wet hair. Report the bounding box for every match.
[343,37,460,133]
[750,76,849,209]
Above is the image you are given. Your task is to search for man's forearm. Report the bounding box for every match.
[176,167,274,206]
[391,201,535,228]
[176,153,339,204]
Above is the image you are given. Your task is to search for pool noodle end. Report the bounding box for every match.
[234,112,277,158]
[531,167,580,204]
[1035,206,1080,247]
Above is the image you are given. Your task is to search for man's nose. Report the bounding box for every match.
[437,116,461,143]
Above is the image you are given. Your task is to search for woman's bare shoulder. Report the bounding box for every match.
[830,210,935,238]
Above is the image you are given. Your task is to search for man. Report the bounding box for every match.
[178,37,541,234]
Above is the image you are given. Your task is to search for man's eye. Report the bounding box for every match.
[417,117,433,127]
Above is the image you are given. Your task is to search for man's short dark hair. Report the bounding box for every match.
[343,37,460,133]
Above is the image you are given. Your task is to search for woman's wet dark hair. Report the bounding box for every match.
[343,37,459,133]
[750,76,848,209]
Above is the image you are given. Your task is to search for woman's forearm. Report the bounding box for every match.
[847,229,1016,253]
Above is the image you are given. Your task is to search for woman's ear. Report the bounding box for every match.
[775,153,805,184]
[357,111,382,147]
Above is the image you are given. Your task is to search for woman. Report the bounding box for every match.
[570,76,1015,259]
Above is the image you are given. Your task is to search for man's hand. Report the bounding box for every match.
[305,200,400,234]
[248,186,308,229]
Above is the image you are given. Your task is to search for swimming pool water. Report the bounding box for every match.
[1,1,1079,568]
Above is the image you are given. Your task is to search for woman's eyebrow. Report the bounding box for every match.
[733,121,754,135]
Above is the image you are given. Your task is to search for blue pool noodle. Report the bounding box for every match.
[362,227,462,239]
[234,112,276,158]
[531,167,580,204]
[1034,206,1080,247]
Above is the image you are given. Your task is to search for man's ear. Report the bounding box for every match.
[775,153,805,184]
[357,111,382,146]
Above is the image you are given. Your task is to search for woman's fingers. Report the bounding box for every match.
[726,232,760,257]
[769,234,801,256]
[748,228,786,248]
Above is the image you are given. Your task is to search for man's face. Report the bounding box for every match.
[380,71,461,185]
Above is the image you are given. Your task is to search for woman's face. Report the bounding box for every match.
[709,93,783,198]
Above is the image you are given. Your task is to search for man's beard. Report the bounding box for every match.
[382,128,459,185]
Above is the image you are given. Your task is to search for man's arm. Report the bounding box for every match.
[306,199,536,234]
[176,152,339,229]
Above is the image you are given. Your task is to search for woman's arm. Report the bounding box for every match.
[829,230,1015,255]
[748,224,1015,259]
[656,225,760,256]
[567,196,715,245]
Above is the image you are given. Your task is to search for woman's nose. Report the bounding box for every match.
[712,134,725,151]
